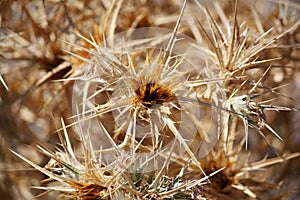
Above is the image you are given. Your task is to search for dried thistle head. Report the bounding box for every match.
[69,1,223,177]
[11,120,116,199]
[188,0,300,150]
[183,137,300,199]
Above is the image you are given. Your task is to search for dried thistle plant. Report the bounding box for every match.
[1,0,300,200]
[190,0,300,148]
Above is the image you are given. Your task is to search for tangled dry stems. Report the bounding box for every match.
[1,0,300,199]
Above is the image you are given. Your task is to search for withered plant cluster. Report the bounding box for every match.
[1,0,300,199]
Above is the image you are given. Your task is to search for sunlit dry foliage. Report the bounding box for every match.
[1,0,300,199]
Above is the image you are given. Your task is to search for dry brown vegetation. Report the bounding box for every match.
[1,0,300,199]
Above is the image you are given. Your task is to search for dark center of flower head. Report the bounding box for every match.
[133,82,175,108]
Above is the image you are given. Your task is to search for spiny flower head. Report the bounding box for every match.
[189,0,300,150]
[72,35,209,172]
[70,1,222,175]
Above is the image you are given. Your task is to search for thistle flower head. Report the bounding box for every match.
[71,22,224,174]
